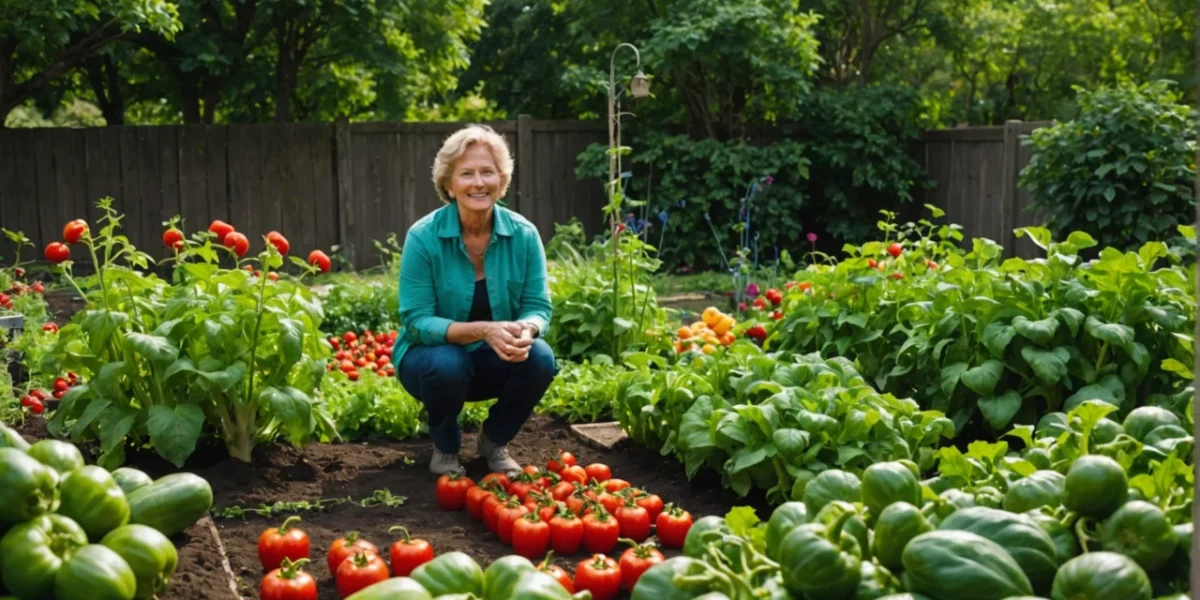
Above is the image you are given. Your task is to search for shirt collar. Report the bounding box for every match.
[436,203,514,238]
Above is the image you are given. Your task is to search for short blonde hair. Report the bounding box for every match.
[431,124,514,203]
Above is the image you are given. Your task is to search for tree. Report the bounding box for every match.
[0,0,181,124]
[801,0,942,87]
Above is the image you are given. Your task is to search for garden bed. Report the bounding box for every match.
[15,413,764,600]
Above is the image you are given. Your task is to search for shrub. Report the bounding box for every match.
[1019,80,1198,250]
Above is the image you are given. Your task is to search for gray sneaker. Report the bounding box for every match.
[429,449,464,475]
[477,432,521,476]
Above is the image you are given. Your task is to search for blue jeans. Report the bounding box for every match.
[398,339,557,453]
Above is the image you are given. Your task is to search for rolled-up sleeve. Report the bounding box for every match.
[517,229,552,336]
[399,233,452,345]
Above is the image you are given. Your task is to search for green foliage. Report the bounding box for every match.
[318,276,399,336]
[577,131,811,271]
[320,369,424,441]
[768,209,1196,438]
[1019,81,1198,250]
[795,85,934,243]
[535,359,628,423]
[612,346,954,504]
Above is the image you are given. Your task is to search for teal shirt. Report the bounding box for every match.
[391,203,552,368]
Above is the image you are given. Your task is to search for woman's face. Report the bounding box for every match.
[448,144,503,213]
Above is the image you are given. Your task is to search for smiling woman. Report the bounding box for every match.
[392,124,556,477]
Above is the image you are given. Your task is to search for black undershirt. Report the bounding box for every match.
[467,278,492,322]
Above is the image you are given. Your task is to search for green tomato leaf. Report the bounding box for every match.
[97,406,138,454]
[1084,315,1134,351]
[1064,373,1125,411]
[279,318,304,365]
[1013,316,1059,345]
[772,428,810,459]
[146,404,206,467]
[978,390,1022,430]
[125,333,179,367]
[961,360,1003,396]
[1052,307,1085,337]
[1161,358,1192,380]
[260,386,315,444]
[1020,346,1070,385]
[983,322,1016,358]
[936,446,975,479]
[940,362,968,396]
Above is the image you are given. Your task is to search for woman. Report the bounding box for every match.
[393,124,556,477]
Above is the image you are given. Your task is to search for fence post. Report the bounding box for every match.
[517,114,534,219]
[334,116,355,267]
[1001,119,1022,257]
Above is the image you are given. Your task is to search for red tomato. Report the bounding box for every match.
[260,557,317,600]
[387,526,435,577]
[581,510,620,554]
[867,258,878,268]
[223,231,250,257]
[888,242,903,258]
[603,478,630,493]
[597,492,621,516]
[20,396,44,414]
[538,560,575,594]
[42,322,58,334]
[891,272,904,280]
[549,509,584,555]
[584,464,611,483]
[257,516,311,572]
[483,492,507,534]
[44,242,70,263]
[547,451,576,473]
[619,541,665,591]
[615,501,651,542]
[343,331,357,343]
[266,231,290,255]
[482,473,511,490]
[307,249,331,273]
[559,466,587,485]
[346,370,359,381]
[574,554,622,600]
[335,551,389,598]
[29,389,47,401]
[496,500,531,545]
[31,282,43,294]
[340,360,355,373]
[465,486,493,521]
[53,378,68,392]
[511,512,551,559]
[654,504,693,548]
[209,220,235,243]
[62,219,88,245]
[550,481,577,502]
[326,531,378,574]
[634,492,664,524]
[436,472,475,511]
[507,474,539,502]
[163,228,185,251]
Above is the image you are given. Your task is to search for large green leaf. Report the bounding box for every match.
[278,318,304,365]
[772,428,810,459]
[146,404,206,467]
[1020,346,1070,385]
[982,322,1016,358]
[978,390,1022,429]
[1084,315,1134,351]
[1063,374,1125,411]
[940,362,968,396]
[260,386,315,444]
[1013,316,1059,345]
[126,333,179,366]
[961,360,1003,396]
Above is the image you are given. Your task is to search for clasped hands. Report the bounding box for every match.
[483,321,536,362]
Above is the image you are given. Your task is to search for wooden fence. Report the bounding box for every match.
[914,120,1052,258]
[0,117,1054,270]
[0,116,609,271]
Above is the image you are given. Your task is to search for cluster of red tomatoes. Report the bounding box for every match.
[327,330,397,380]
[18,372,81,414]
[2,268,45,311]
[436,450,695,600]
[255,517,441,599]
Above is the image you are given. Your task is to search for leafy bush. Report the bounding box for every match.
[1019,80,1198,250]
[545,234,672,363]
[768,208,1196,437]
[535,359,628,423]
[318,275,399,336]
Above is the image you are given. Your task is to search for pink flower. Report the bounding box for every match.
[745,283,760,298]
[807,232,818,243]
[738,301,748,312]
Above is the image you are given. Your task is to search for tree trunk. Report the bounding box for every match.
[180,84,202,124]
[85,55,125,125]
[274,23,297,123]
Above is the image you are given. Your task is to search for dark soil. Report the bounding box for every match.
[17,413,768,600]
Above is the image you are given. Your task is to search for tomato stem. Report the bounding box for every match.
[387,525,413,542]
[278,515,303,533]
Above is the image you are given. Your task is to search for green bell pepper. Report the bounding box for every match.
[932,488,976,520]
[345,577,433,600]
[482,555,535,599]
[58,466,132,541]
[54,544,137,600]
[109,468,154,497]
[901,530,1033,599]
[779,510,862,600]
[815,501,870,561]
[853,560,901,600]
[936,507,1058,595]
[860,462,922,517]
[803,470,861,516]
[631,557,712,600]
[25,440,85,479]
[507,570,590,600]
[871,502,933,573]
[0,424,29,452]
[100,524,178,600]
[0,447,58,525]
[1025,511,1080,564]
[971,487,1003,510]
[1099,500,1176,572]
[0,513,88,598]
[1062,455,1128,520]
[1003,471,1065,514]
[683,516,727,559]
[410,552,484,597]
[1050,551,1151,600]
[765,502,808,561]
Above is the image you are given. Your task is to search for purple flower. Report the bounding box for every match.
[745,282,760,298]
[763,175,774,185]
[807,232,818,243]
